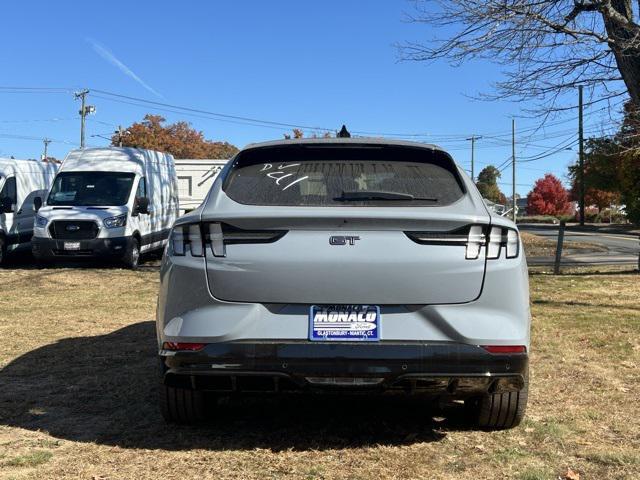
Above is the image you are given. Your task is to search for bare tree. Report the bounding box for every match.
[401,1,640,113]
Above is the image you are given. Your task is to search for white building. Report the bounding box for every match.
[174,159,229,214]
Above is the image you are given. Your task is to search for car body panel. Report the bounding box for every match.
[155,138,531,396]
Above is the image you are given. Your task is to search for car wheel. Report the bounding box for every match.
[159,384,207,424]
[467,369,529,430]
[0,236,5,267]
[124,237,140,269]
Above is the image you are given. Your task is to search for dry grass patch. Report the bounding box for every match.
[0,266,639,479]
[3,450,53,468]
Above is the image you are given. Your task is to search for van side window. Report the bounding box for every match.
[0,177,17,211]
[136,177,147,200]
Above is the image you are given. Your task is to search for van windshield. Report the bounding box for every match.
[48,172,135,206]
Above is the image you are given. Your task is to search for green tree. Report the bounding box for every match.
[475,165,505,203]
[568,102,640,223]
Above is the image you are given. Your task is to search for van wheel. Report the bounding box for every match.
[159,384,207,424]
[466,369,529,430]
[124,238,140,269]
[0,236,6,266]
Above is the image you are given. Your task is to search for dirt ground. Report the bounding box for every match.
[0,265,638,480]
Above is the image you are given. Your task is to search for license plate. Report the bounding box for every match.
[309,305,380,341]
[64,242,81,250]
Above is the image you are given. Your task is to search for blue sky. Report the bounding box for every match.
[0,1,625,195]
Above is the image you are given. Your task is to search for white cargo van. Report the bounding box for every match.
[0,158,59,265]
[32,147,179,268]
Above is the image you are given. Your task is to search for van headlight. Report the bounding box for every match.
[103,214,127,229]
[35,215,48,228]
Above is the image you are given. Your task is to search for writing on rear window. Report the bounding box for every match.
[224,146,465,207]
[261,163,309,191]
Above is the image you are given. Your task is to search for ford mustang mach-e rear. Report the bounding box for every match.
[156,138,530,429]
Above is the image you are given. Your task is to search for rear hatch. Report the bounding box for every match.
[202,142,490,305]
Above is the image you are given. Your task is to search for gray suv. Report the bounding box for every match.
[156,138,530,429]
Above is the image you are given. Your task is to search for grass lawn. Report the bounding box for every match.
[0,266,638,479]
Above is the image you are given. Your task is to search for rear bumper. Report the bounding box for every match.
[161,342,528,396]
[31,236,132,259]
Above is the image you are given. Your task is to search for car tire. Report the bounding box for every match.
[123,237,140,269]
[159,384,207,424]
[0,236,5,267]
[467,369,529,430]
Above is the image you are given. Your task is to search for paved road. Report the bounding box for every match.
[519,223,640,266]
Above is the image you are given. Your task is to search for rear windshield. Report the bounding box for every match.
[223,145,465,206]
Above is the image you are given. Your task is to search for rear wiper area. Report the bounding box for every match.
[335,191,438,202]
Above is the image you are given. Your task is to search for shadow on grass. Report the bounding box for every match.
[532,299,640,310]
[0,322,470,451]
[1,249,161,271]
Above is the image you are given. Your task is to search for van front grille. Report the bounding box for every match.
[49,220,99,240]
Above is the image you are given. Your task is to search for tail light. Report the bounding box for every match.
[487,226,520,259]
[169,222,287,258]
[163,342,207,351]
[466,225,485,259]
[405,224,520,260]
[482,345,527,354]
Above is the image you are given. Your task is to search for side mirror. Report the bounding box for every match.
[33,196,42,212]
[135,197,150,215]
[0,197,13,214]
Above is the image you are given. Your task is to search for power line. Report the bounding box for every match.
[498,182,532,187]
[87,118,119,127]
[0,132,80,145]
[0,117,75,124]
[519,139,579,163]
[3,85,620,140]
[90,93,313,133]
[92,89,336,132]
[0,86,622,146]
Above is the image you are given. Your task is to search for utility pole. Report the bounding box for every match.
[512,118,516,222]
[74,89,95,148]
[42,138,51,160]
[113,125,124,148]
[578,85,585,226]
[466,135,482,181]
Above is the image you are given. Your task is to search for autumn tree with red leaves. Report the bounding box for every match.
[283,128,332,139]
[113,115,238,159]
[570,185,620,212]
[527,174,573,216]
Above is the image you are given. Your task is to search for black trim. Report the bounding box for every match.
[49,220,99,240]
[3,232,20,246]
[162,342,528,397]
[405,224,482,246]
[220,223,287,245]
[18,228,33,245]
[140,228,171,247]
[32,236,134,259]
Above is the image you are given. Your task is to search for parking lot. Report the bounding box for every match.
[0,264,638,480]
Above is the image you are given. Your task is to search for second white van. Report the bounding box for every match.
[32,147,179,268]
[0,158,59,265]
